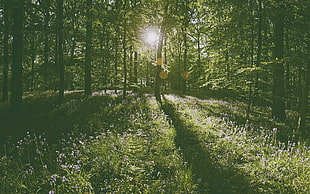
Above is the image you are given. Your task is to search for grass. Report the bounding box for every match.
[0,91,309,193]
[0,92,197,193]
[162,94,310,193]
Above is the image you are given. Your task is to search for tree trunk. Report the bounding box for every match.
[11,0,25,111]
[128,46,133,83]
[122,21,127,99]
[155,33,163,102]
[85,0,92,96]
[254,0,263,104]
[2,0,9,102]
[42,0,50,90]
[31,35,36,91]
[134,51,138,83]
[248,18,255,113]
[114,38,119,93]
[297,13,310,134]
[272,1,286,121]
[155,1,168,102]
[297,67,309,134]
[57,0,64,104]
[183,28,188,94]
[197,29,202,84]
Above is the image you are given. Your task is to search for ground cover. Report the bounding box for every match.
[0,92,196,193]
[162,94,310,193]
[0,91,309,193]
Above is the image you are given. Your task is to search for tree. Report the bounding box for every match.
[85,0,93,96]
[154,0,169,102]
[122,0,127,99]
[57,0,64,104]
[2,0,10,102]
[11,0,25,111]
[272,0,286,121]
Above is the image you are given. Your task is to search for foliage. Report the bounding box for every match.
[0,93,197,193]
[163,94,310,193]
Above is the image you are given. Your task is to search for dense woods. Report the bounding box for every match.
[0,0,309,193]
[1,0,309,131]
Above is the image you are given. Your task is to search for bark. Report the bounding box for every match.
[11,0,25,111]
[134,51,138,83]
[114,38,119,93]
[122,22,127,99]
[85,0,93,96]
[183,28,188,93]
[2,0,9,102]
[57,0,64,104]
[272,1,286,121]
[155,1,168,102]
[297,68,309,134]
[31,35,36,91]
[43,0,50,90]
[254,0,263,103]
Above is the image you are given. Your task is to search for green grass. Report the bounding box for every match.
[0,92,196,193]
[163,94,310,193]
[0,91,309,193]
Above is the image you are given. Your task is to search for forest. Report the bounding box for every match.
[0,0,309,193]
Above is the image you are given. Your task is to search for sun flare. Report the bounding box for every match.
[143,27,159,46]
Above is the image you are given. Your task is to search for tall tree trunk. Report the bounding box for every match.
[43,0,50,90]
[2,0,9,102]
[297,12,310,134]
[70,1,77,90]
[272,1,286,121]
[104,34,110,92]
[155,33,163,102]
[197,28,202,84]
[99,31,105,90]
[297,66,309,134]
[155,1,168,102]
[57,0,64,104]
[114,38,119,93]
[134,51,138,83]
[122,20,127,99]
[248,18,255,113]
[85,0,92,96]
[31,35,36,91]
[254,0,263,103]
[128,46,133,83]
[11,0,25,111]
[182,27,188,93]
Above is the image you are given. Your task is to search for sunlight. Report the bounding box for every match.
[143,27,159,47]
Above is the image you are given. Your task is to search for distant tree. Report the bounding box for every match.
[57,0,64,104]
[133,51,138,83]
[272,0,286,121]
[122,0,128,99]
[2,0,10,102]
[42,0,51,90]
[11,0,25,111]
[85,0,92,96]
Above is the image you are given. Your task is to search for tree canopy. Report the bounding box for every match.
[0,0,309,132]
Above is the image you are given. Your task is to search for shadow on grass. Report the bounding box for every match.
[175,93,296,143]
[160,99,253,194]
[0,91,126,144]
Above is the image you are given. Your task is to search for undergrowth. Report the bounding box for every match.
[164,94,310,193]
[0,93,197,193]
[0,92,309,193]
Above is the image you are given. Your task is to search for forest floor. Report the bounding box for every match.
[0,90,309,193]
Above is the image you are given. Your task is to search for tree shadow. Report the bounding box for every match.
[160,98,254,193]
[175,93,294,143]
[0,91,126,144]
